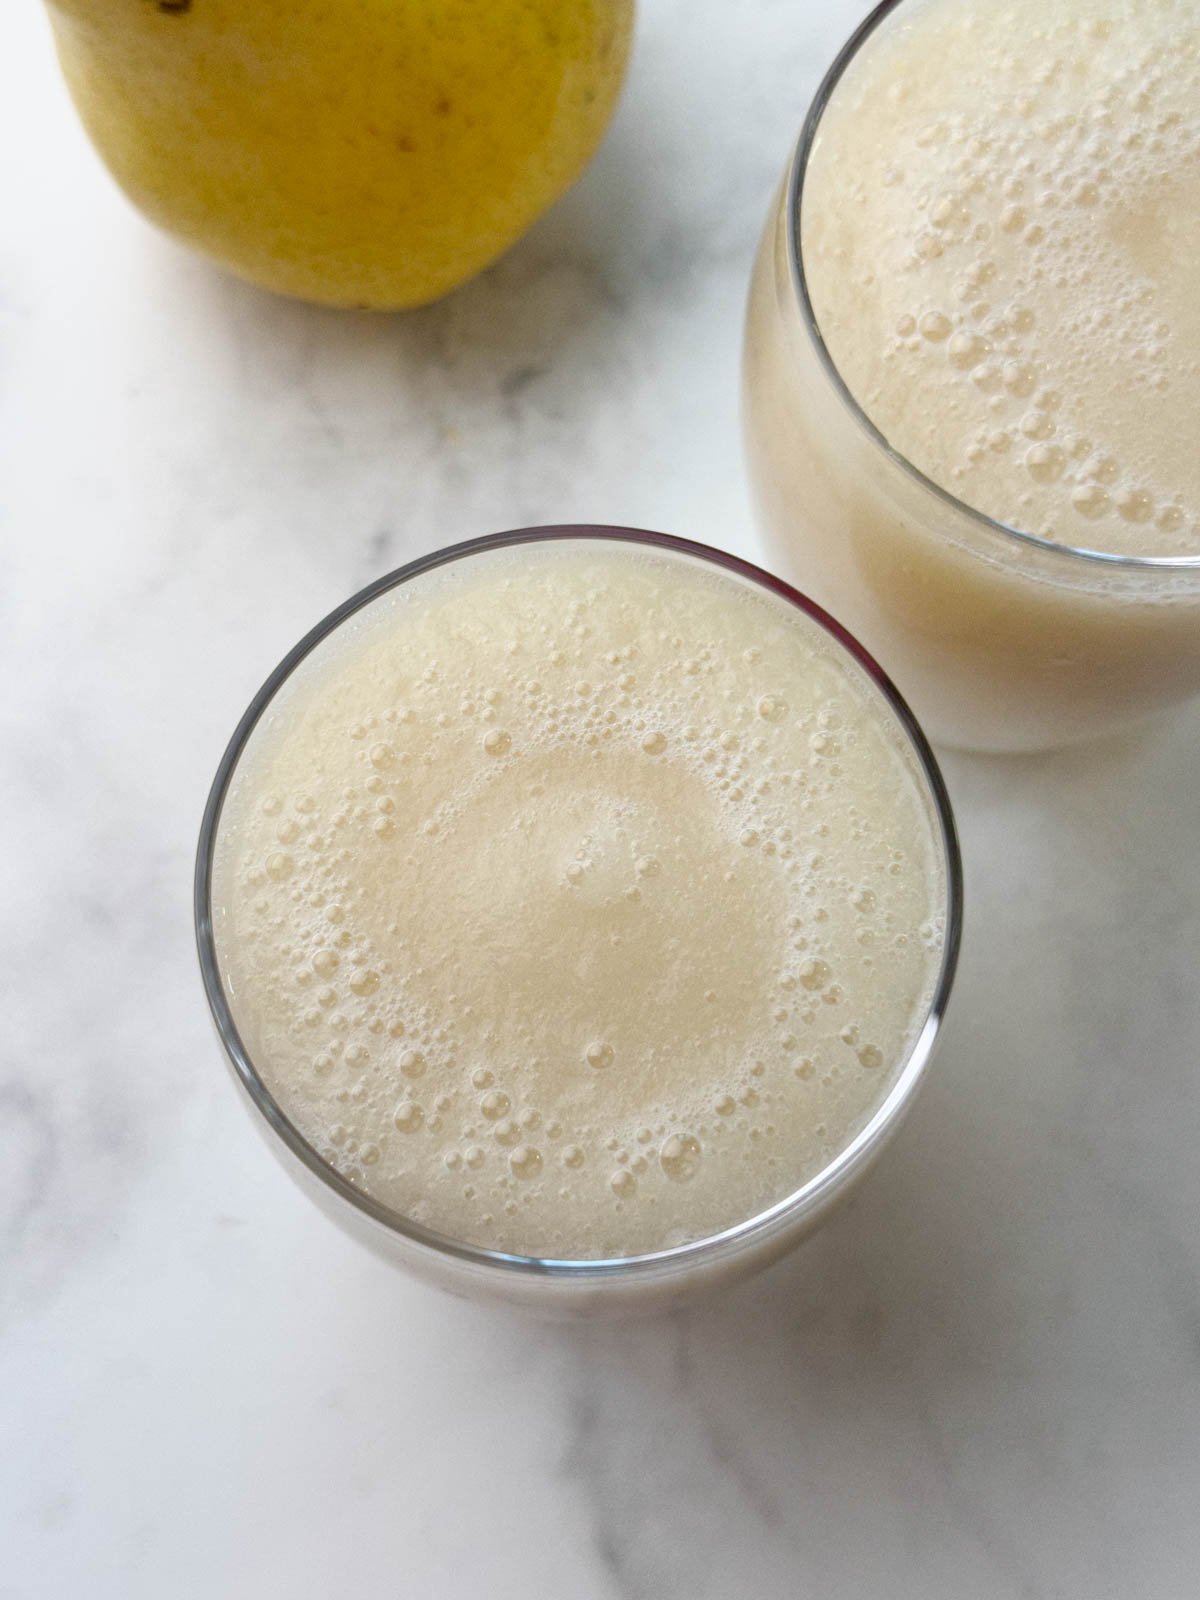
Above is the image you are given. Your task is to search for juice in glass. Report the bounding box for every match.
[197,530,959,1311]
[744,0,1200,751]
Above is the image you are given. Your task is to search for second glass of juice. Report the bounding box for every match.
[743,0,1200,752]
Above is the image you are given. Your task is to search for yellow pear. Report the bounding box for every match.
[46,0,633,308]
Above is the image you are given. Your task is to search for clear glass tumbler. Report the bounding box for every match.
[743,0,1200,754]
[195,526,961,1316]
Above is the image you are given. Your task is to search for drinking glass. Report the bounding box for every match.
[742,0,1200,753]
[196,526,961,1314]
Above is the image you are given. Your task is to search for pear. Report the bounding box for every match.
[47,0,633,308]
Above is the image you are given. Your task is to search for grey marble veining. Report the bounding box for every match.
[3,1,1199,1596]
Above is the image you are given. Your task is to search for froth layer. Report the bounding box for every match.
[803,0,1200,557]
[213,542,945,1258]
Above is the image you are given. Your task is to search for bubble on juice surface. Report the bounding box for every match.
[509,1145,542,1180]
[400,1050,426,1079]
[660,1134,702,1183]
[1116,487,1155,524]
[1027,445,1066,484]
[1072,483,1110,520]
[480,1090,510,1120]
[393,1100,423,1133]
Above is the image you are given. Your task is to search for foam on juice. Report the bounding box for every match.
[802,0,1200,557]
[212,541,946,1259]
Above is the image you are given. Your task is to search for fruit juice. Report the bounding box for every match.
[744,0,1200,751]
[209,537,950,1262]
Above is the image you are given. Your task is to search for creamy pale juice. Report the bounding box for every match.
[805,0,1199,558]
[743,0,1200,751]
[211,541,946,1261]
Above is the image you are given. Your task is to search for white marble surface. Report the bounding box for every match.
[3,3,1199,1595]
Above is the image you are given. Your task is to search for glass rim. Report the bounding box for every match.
[195,524,963,1282]
[786,0,1200,575]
